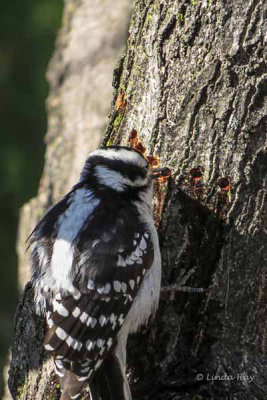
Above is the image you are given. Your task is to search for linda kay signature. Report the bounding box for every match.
[196,373,255,383]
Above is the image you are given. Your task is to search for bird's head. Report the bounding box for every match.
[80,146,169,196]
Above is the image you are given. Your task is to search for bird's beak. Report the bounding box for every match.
[150,167,172,180]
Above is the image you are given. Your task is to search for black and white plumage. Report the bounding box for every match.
[29,146,164,400]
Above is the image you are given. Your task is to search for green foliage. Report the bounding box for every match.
[0,0,63,395]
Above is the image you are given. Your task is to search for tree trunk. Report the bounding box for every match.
[6,0,267,399]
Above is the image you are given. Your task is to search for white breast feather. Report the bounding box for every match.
[43,188,99,294]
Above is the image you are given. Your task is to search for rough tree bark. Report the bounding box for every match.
[5,0,267,399]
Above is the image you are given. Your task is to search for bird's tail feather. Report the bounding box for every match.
[89,353,132,400]
[58,369,87,400]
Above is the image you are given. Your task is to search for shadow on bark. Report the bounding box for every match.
[127,186,267,400]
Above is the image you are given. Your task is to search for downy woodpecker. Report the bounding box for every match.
[29,146,168,400]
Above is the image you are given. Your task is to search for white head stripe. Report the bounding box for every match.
[89,148,147,168]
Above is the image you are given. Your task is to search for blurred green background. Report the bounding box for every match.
[0,0,63,394]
